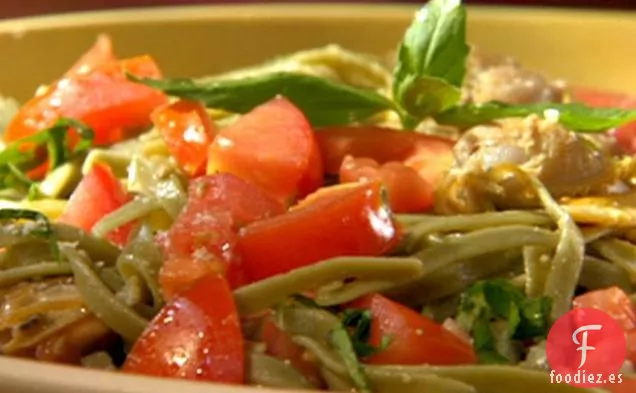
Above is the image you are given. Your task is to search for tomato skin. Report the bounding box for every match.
[573,287,636,332]
[152,100,216,177]
[65,34,115,77]
[237,181,401,282]
[123,273,244,384]
[57,163,131,246]
[157,173,285,297]
[571,88,636,155]
[348,293,477,365]
[261,318,323,387]
[207,97,323,204]
[315,126,454,186]
[340,156,434,213]
[4,55,167,146]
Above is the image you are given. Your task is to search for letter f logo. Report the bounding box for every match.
[572,324,602,368]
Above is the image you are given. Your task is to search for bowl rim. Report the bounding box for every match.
[0,2,634,34]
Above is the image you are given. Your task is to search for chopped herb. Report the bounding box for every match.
[128,72,395,128]
[392,0,469,126]
[341,308,391,358]
[455,279,551,364]
[329,325,372,393]
[0,208,60,261]
[0,118,94,197]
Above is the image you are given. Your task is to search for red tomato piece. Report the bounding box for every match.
[571,88,636,155]
[123,273,244,384]
[152,100,216,177]
[157,173,285,297]
[237,181,401,282]
[261,318,322,387]
[57,163,132,246]
[65,34,116,77]
[348,293,477,365]
[340,156,434,213]
[4,55,167,146]
[315,126,455,186]
[207,97,323,204]
[573,287,636,332]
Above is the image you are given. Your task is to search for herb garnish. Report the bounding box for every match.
[455,279,552,364]
[0,118,94,198]
[129,0,636,133]
[0,208,60,261]
[341,308,392,358]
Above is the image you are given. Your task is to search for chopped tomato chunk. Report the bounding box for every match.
[123,273,244,384]
[4,55,167,146]
[65,34,116,77]
[348,293,477,365]
[573,287,636,332]
[573,287,636,366]
[237,181,401,282]
[157,173,285,297]
[152,100,216,177]
[207,97,323,204]
[315,126,454,186]
[340,155,434,213]
[571,88,636,155]
[57,163,131,246]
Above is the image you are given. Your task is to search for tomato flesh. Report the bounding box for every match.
[340,155,434,213]
[57,163,132,246]
[65,34,116,77]
[123,273,244,384]
[4,55,167,146]
[157,173,285,297]
[207,97,323,204]
[237,181,401,282]
[315,126,454,187]
[152,100,216,177]
[349,293,477,365]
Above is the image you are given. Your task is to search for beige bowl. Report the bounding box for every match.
[0,3,635,393]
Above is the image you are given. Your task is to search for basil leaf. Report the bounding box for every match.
[456,279,552,364]
[129,72,395,128]
[329,325,372,393]
[341,308,392,358]
[392,0,469,123]
[0,208,60,261]
[435,101,636,132]
[0,118,93,196]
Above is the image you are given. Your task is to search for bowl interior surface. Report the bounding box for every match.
[0,4,635,101]
[0,3,635,393]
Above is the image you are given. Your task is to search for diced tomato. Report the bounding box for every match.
[4,55,167,146]
[157,173,285,297]
[571,88,636,154]
[573,287,636,332]
[237,181,401,282]
[58,163,132,246]
[573,287,636,366]
[65,34,116,77]
[152,100,216,177]
[123,273,244,384]
[207,97,323,204]
[348,293,477,365]
[604,377,636,393]
[340,156,434,213]
[261,318,322,387]
[315,126,455,186]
